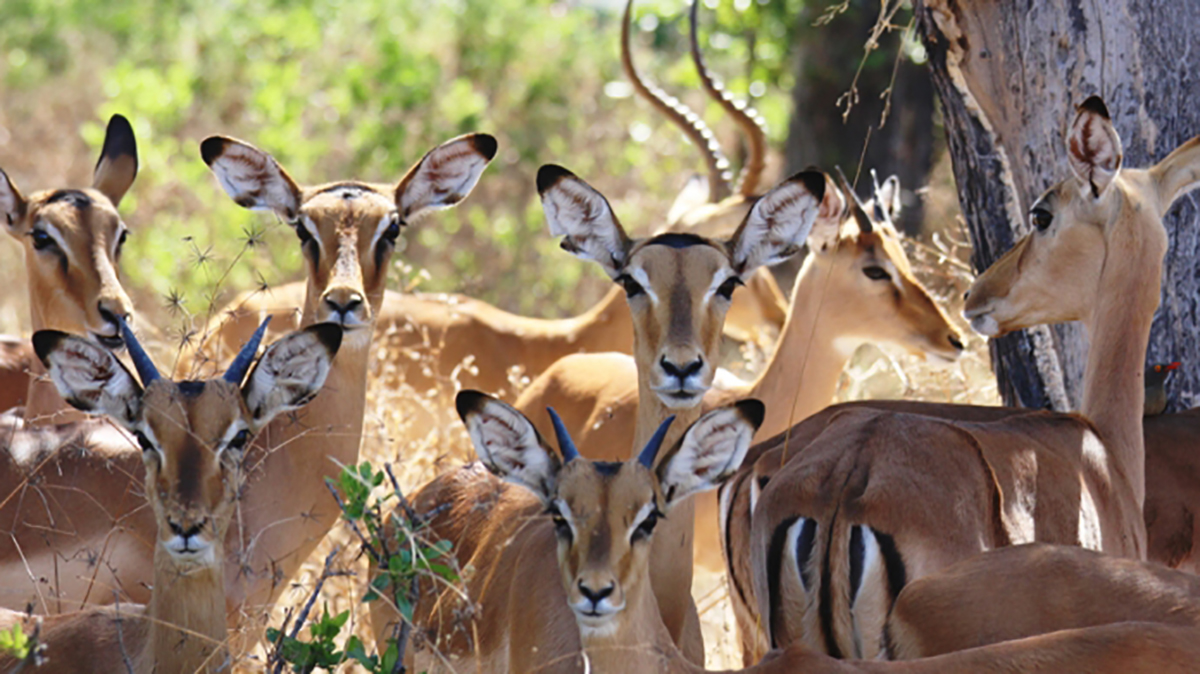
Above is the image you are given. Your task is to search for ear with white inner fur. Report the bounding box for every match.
[538,164,632,278]
[0,169,27,236]
[806,174,846,253]
[875,174,902,221]
[728,171,825,274]
[1067,96,1123,198]
[32,331,143,428]
[200,136,303,220]
[241,323,342,430]
[396,133,497,221]
[456,390,562,504]
[656,399,764,509]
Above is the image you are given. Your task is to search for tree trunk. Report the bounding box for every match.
[914,0,1200,412]
[785,0,935,236]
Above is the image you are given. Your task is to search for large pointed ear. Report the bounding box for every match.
[32,331,143,428]
[806,173,846,253]
[1067,96,1122,198]
[871,171,902,223]
[0,169,27,237]
[396,133,497,221]
[656,399,763,509]
[456,390,562,504]
[200,136,303,220]
[1149,136,1200,215]
[241,323,342,430]
[92,114,138,207]
[728,170,825,274]
[538,165,632,279]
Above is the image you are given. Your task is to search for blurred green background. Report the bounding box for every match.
[0,0,932,338]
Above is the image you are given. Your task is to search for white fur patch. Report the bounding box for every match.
[208,141,299,215]
[541,176,627,276]
[463,398,556,501]
[43,335,142,428]
[398,137,491,219]
[243,328,335,428]
[731,178,821,272]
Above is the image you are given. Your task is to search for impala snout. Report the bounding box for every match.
[164,516,214,564]
[93,299,131,349]
[962,303,1001,338]
[571,575,624,626]
[322,288,366,326]
[653,350,709,407]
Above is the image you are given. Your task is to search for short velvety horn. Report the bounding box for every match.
[638,415,676,468]
[224,316,272,384]
[118,315,160,385]
[835,166,873,234]
[547,407,580,463]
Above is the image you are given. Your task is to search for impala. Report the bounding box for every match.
[435,391,1200,674]
[740,96,1200,659]
[372,163,826,667]
[0,114,138,425]
[0,318,340,674]
[0,337,34,412]
[0,131,494,622]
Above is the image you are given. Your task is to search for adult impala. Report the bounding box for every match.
[426,392,1200,674]
[372,163,826,668]
[0,114,138,425]
[0,130,495,621]
[742,97,1199,659]
[0,319,340,674]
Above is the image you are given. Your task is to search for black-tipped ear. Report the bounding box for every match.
[32,330,70,366]
[1078,96,1110,120]
[93,114,138,207]
[455,389,491,422]
[307,322,344,359]
[795,170,827,204]
[470,134,499,162]
[734,398,766,430]
[537,164,576,195]
[199,136,228,167]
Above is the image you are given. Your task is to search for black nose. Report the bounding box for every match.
[660,356,703,380]
[97,304,126,330]
[324,295,363,317]
[962,290,970,302]
[578,581,615,605]
[948,335,964,350]
[168,519,205,539]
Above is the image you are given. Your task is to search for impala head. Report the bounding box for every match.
[810,171,964,362]
[33,319,341,568]
[964,96,1196,336]
[0,114,137,347]
[457,390,762,634]
[539,165,824,407]
[200,133,496,341]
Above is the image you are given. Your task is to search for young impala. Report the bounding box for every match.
[738,96,1200,659]
[0,319,340,674]
[436,392,1200,674]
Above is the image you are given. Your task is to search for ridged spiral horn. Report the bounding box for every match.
[638,415,676,468]
[117,315,159,385]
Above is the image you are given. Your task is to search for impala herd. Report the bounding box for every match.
[3,2,1200,673]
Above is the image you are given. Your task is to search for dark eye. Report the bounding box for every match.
[1031,208,1053,232]
[546,505,573,542]
[134,431,155,453]
[863,266,891,281]
[716,276,743,301]
[381,216,402,244]
[30,229,55,251]
[227,429,250,453]
[116,229,128,253]
[631,509,662,543]
[616,274,645,299]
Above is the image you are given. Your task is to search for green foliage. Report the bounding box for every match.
[0,623,31,661]
[0,0,808,337]
[268,462,458,673]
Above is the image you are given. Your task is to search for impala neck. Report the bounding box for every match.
[139,546,228,674]
[1079,194,1164,516]
[736,253,852,439]
[23,298,88,426]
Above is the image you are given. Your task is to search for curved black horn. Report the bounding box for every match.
[835,166,873,234]
[546,407,580,463]
[638,415,676,468]
[118,316,160,386]
[224,317,271,384]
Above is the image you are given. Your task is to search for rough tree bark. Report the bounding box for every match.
[914,0,1200,412]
